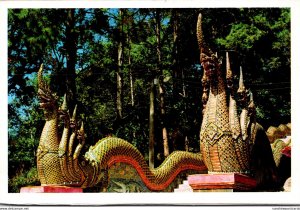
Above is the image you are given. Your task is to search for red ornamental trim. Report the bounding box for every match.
[108,155,207,191]
[282,146,291,158]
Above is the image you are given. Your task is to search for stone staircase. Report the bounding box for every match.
[174,180,193,192]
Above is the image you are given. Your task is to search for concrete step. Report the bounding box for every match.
[174,179,192,192]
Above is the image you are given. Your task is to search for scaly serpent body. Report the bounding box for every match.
[36,65,206,191]
[35,13,283,191]
[200,70,243,172]
[197,13,274,177]
[37,117,66,185]
[197,14,280,190]
[85,137,206,190]
[198,13,251,173]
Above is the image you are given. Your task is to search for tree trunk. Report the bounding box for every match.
[128,27,134,107]
[116,9,124,121]
[149,79,155,169]
[171,10,189,152]
[65,9,78,111]
[159,81,169,157]
[172,9,179,98]
[155,9,169,158]
[182,69,189,152]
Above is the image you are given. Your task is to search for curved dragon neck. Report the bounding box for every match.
[201,73,229,132]
[39,110,59,150]
[37,109,67,185]
[200,70,246,173]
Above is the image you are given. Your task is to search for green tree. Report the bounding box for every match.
[216,8,291,128]
[8,8,110,191]
[8,8,290,192]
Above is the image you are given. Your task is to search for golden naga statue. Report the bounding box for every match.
[35,13,283,192]
[36,63,206,191]
[197,13,278,190]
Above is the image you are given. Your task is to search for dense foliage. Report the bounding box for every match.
[8,8,290,192]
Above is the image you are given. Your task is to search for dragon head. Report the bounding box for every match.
[37,64,59,119]
[197,13,220,82]
[201,54,219,81]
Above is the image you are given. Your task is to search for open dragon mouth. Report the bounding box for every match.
[37,64,57,109]
[202,59,216,78]
[38,88,55,108]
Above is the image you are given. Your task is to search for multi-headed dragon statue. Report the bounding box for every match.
[197,13,278,190]
[36,63,206,191]
[36,13,279,192]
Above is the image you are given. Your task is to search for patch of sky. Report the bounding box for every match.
[106,8,118,28]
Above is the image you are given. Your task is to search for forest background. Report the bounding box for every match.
[7,8,290,192]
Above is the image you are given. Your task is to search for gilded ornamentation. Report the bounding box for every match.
[36,65,206,191]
